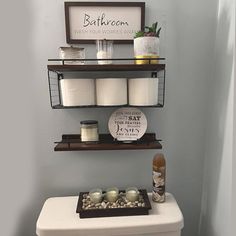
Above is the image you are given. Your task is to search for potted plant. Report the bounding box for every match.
[134,22,161,64]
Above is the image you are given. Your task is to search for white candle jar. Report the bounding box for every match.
[96,78,127,106]
[89,188,103,203]
[106,187,119,203]
[96,39,113,65]
[128,78,159,106]
[80,120,99,142]
[125,187,139,202]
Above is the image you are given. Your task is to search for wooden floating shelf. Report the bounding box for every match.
[54,133,162,151]
[52,104,164,109]
[47,63,165,72]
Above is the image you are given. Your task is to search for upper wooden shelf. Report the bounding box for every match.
[47,58,165,72]
[47,63,165,72]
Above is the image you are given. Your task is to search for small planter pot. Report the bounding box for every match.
[134,36,160,64]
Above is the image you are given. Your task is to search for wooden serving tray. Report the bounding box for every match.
[76,189,152,218]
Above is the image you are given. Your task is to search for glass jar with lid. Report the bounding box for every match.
[80,120,99,142]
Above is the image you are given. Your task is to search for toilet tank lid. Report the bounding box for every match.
[36,193,184,236]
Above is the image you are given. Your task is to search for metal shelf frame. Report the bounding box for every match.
[47,58,166,109]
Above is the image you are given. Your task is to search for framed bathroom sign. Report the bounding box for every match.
[64,2,145,44]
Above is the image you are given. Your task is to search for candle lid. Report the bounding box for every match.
[80,120,98,125]
[59,46,84,50]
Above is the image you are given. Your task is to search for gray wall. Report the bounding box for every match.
[0,0,224,236]
[233,41,236,236]
[199,0,235,235]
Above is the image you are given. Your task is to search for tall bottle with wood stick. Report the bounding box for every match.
[152,153,166,202]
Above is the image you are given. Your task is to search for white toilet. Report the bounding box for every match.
[36,192,184,236]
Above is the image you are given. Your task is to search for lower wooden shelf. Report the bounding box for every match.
[54,133,162,151]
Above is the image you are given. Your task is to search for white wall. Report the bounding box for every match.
[199,0,235,235]
[0,0,220,236]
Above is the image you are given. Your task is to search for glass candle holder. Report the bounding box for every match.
[125,187,139,202]
[96,39,113,65]
[106,187,119,202]
[89,188,103,203]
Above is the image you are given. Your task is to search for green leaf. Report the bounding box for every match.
[152,22,158,32]
[156,27,161,38]
[146,26,156,33]
[134,31,145,38]
[135,22,161,38]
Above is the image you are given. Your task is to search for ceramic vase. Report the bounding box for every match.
[134,36,160,64]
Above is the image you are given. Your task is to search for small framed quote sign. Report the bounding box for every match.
[64,2,145,44]
[108,108,147,141]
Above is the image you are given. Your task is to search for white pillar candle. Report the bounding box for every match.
[96,50,112,65]
[96,78,127,106]
[60,79,95,106]
[106,187,119,202]
[128,78,159,106]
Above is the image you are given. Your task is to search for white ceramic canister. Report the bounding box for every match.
[134,36,160,57]
[60,78,95,106]
[96,78,127,106]
[128,78,159,106]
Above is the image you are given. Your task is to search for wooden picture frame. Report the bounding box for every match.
[64,2,145,44]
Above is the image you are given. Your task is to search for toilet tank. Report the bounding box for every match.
[36,193,184,236]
